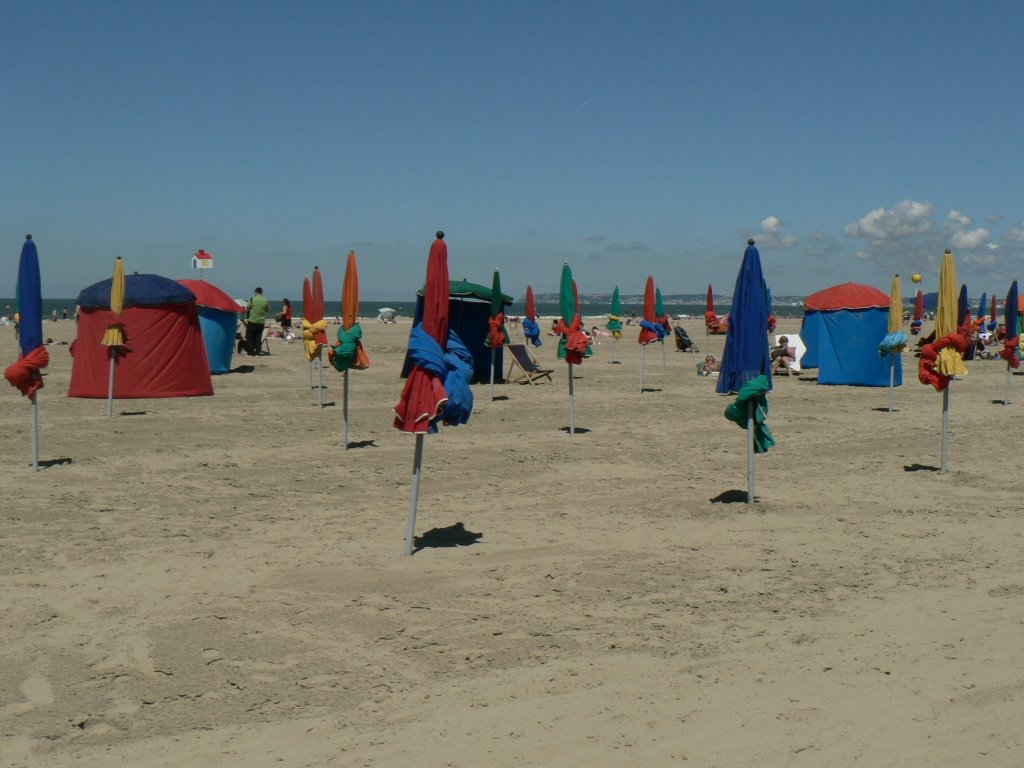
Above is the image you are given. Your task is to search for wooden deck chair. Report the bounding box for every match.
[506,343,553,384]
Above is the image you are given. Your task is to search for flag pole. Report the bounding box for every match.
[31,393,39,472]
[747,400,755,503]
[342,370,350,448]
[489,347,496,401]
[404,434,425,555]
[568,363,575,435]
[940,386,950,474]
[107,350,116,418]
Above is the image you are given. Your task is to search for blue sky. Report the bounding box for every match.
[3,1,1023,301]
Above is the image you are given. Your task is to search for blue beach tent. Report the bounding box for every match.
[800,283,901,387]
[178,279,245,374]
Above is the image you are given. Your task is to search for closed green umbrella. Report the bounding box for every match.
[655,286,671,370]
[556,263,587,434]
[485,269,509,401]
[606,286,623,364]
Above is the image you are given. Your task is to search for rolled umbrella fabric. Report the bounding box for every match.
[101,257,126,347]
[556,263,588,364]
[486,269,510,348]
[911,289,924,335]
[880,274,907,356]
[523,284,541,346]
[976,291,988,328]
[723,375,776,454]
[331,250,371,371]
[705,284,717,330]
[638,276,662,344]
[394,235,474,433]
[1000,281,1020,369]
[655,286,672,335]
[606,286,623,339]
[919,250,968,389]
[4,236,49,397]
[957,284,970,331]
[716,242,771,395]
[302,275,328,361]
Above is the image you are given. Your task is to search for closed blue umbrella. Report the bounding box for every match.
[957,284,969,329]
[4,235,48,470]
[976,291,988,326]
[717,240,772,503]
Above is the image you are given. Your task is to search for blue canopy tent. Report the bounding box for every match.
[800,282,900,387]
[401,279,514,383]
[178,279,244,374]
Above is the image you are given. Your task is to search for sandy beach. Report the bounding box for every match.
[2,316,1022,767]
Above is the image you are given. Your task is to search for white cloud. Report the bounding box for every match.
[950,227,991,249]
[751,215,797,248]
[947,209,972,228]
[605,241,651,253]
[1004,222,1024,243]
[843,200,934,240]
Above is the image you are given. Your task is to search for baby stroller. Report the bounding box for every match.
[674,326,698,353]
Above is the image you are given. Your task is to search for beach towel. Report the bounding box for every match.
[723,375,776,454]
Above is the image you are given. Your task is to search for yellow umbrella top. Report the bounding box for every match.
[888,273,903,334]
[101,256,126,347]
[935,250,966,378]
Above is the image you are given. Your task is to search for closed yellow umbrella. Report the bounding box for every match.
[888,273,903,334]
[101,257,126,417]
[101,257,125,347]
[936,250,967,378]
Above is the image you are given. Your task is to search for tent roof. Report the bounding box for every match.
[417,279,513,305]
[78,273,196,309]
[804,282,890,311]
[177,278,245,313]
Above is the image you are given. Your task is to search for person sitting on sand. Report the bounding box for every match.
[548,319,560,336]
[698,354,721,376]
[770,336,797,376]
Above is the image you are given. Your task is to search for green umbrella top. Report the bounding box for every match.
[557,262,588,364]
[607,286,623,337]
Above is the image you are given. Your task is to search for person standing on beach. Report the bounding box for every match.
[245,287,271,356]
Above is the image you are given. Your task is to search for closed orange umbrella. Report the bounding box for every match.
[333,250,371,449]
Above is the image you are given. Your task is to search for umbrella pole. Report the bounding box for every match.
[747,400,755,504]
[308,360,313,390]
[31,393,39,472]
[639,345,646,393]
[611,336,617,363]
[107,351,116,418]
[404,433,425,556]
[568,363,575,435]
[888,356,895,412]
[318,352,324,409]
[490,347,495,402]
[661,339,667,371]
[343,370,350,449]
[1005,361,1012,405]
[940,386,950,474]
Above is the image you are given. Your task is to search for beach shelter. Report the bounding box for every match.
[523,285,541,347]
[4,236,48,470]
[70,273,212,399]
[799,282,900,387]
[331,250,371,449]
[485,269,510,401]
[178,278,244,374]
[402,278,513,383]
[555,262,588,435]
[394,233,474,555]
[717,240,774,503]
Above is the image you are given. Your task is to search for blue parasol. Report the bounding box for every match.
[1002,281,1020,404]
[957,284,969,329]
[4,236,48,470]
[976,291,988,326]
[716,240,772,503]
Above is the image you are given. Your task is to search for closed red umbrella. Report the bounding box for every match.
[396,232,472,555]
[333,250,371,449]
[522,284,541,347]
[638,275,659,392]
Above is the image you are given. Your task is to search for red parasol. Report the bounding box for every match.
[393,236,450,433]
[639,275,659,345]
[525,285,536,322]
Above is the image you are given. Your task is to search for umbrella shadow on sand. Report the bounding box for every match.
[229,365,255,374]
[38,457,73,469]
[904,463,941,472]
[560,425,591,434]
[119,410,148,417]
[711,489,754,504]
[412,522,483,554]
[345,439,377,449]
